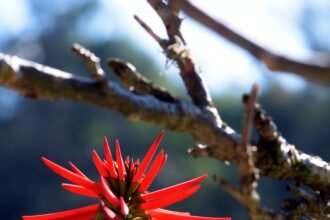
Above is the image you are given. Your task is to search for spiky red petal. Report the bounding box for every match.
[160,154,167,169]
[101,201,122,220]
[120,197,129,216]
[132,130,164,183]
[115,140,126,181]
[141,175,207,201]
[22,204,99,220]
[148,209,231,220]
[153,208,190,216]
[140,185,200,210]
[68,162,89,179]
[92,150,109,177]
[138,150,164,192]
[100,176,120,207]
[62,183,99,198]
[42,157,100,193]
[103,137,117,178]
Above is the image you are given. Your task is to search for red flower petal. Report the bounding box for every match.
[148,209,231,220]
[25,133,229,220]
[120,197,129,216]
[129,159,135,173]
[68,162,89,179]
[62,183,99,198]
[101,201,122,220]
[125,156,130,167]
[92,150,108,177]
[132,130,164,183]
[141,175,207,201]
[115,140,126,181]
[160,154,167,169]
[138,150,164,193]
[140,185,200,210]
[22,204,99,220]
[42,157,100,194]
[103,137,117,178]
[100,176,120,207]
[153,208,190,216]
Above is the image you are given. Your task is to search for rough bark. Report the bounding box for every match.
[1,53,329,196]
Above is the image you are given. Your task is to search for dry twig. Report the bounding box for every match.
[107,58,177,102]
[238,84,260,217]
[172,0,330,85]
[71,43,106,82]
[140,1,222,127]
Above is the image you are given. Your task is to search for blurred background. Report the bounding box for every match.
[0,0,329,219]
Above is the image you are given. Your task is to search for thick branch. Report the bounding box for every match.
[0,53,329,195]
[172,0,330,85]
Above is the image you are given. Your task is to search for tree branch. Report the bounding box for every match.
[0,53,329,195]
[238,84,259,203]
[212,85,282,220]
[138,1,222,128]
[213,175,283,220]
[147,0,186,44]
[282,184,330,219]
[242,93,330,196]
[172,0,330,85]
[107,58,177,103]
[71,43,106,82]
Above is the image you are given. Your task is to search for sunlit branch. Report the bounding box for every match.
[172,0,330,85]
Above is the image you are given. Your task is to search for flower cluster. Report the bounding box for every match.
[23,131,230,220]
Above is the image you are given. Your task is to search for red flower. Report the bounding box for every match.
[23,131,230,220]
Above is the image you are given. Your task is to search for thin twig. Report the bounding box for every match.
[133,15,163,45]
[243,93,279,142]
[237,84,260,218]
[172,0,330,85]
[213,175,283,220]
[71,43,106,82]
[241,84,259,153]
[213,175,246,203]
[147,0,186,44]
[239,84,259,195]
[286,184,318,202]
